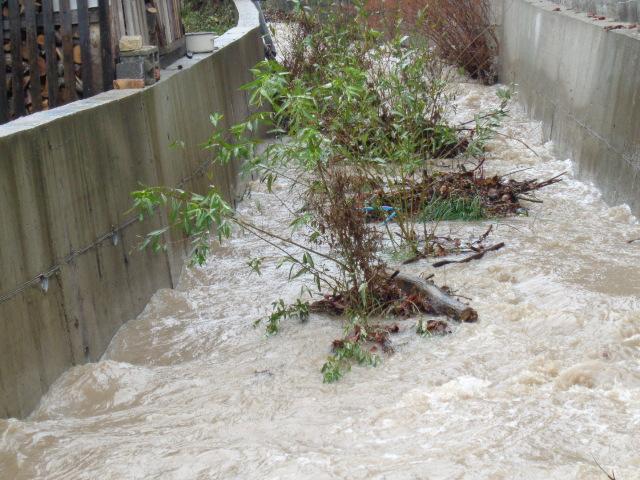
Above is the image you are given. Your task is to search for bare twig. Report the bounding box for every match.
[517,196,544,204]
[234,217,350,271]
[432,242,505,268]
[492,130,541,158]
[501,166,535,178]
[592,455,617,480]
[473,224,493,245]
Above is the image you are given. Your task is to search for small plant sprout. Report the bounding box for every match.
[254,298,310,336]
[321,339,379,383]
[247,257,265,276]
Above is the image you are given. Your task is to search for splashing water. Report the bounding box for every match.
[1,83,639,480]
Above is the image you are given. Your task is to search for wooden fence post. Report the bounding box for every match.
[77,0,94,97]
[0,34,8,122]
[8,0,26,116]
[0,0,151,124]
[43,0,59,108]
[25,0,42,112]
[99,0,114,92]
[60,0,78,102]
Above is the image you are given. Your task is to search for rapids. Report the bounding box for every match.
[1,83,639,479]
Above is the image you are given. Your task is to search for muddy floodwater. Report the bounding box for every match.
[1,82,640,479]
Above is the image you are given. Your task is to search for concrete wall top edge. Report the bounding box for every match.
[518,0,640,35]
[548,0,640,22]
[0,0,260,140]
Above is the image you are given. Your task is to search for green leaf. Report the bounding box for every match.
[358,282,368,308]
[247,257,265,276]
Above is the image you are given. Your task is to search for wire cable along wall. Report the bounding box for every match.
[0,149,229,307]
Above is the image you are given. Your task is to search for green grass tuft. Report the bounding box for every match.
[421,196,485,222]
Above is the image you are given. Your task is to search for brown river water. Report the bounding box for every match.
[1,82,639,479]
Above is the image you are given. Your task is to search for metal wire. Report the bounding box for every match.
[0,218,136,305]
[0,155,229,307]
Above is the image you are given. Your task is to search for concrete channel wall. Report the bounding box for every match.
[0,0,263,418]
[550,0,639,22]
[498,0,640,214]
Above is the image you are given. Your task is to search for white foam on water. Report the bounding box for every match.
[1,75,640,480]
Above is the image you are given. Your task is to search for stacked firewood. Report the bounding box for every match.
[2,0,87,115]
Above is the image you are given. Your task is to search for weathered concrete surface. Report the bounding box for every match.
[550,0,639,22]
[0,0,263,418]
[499,0,640,214]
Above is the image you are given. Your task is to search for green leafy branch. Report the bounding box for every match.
[254,298,310,335]
[321,339,379,383]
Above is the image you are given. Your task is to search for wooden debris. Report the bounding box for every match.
[391,270,478,322]
[417,319,452,336]
[73,44,82,64]
[113,78,145,89]
[432,242,505,268]
[333,323,400,354]
[373,171,565,218]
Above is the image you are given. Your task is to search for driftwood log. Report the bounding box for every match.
[390,270,479,323]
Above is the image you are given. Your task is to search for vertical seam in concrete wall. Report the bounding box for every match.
[138,90,178,289]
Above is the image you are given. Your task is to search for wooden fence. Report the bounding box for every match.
[1,0,185,125]
[110,0,184,52]
[0,0,113,123]
[148,0,186,64]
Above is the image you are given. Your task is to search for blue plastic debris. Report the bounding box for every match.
[382,210,397,225]
[363,205,397,225]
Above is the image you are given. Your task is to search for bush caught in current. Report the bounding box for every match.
[132,1,519,382]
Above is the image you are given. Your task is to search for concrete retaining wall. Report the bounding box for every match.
[550,0,639,22]
[499,0,640,214]
[0,0,263,418]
